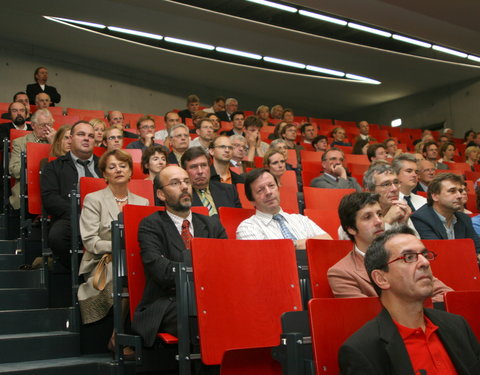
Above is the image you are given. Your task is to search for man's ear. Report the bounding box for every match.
[346,227,357,237]
[156,187,166,202]
[371,269,390,292]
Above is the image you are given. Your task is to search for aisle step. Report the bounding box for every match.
[0,288,48,310]
[0,270,42,288]
[0,307,74,334]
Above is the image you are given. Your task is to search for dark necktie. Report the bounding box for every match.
[77,159,94,178]
[404,195,416,212]
[181,220,192,250]
[272,214,297,240]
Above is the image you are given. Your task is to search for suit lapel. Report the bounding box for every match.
[352,251,371,283]
[427,206,448,239]
[192,213,208,237]
[102,188,120,222]
[158,212,185,253]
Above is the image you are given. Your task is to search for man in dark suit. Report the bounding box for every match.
[208,135,245,185]
[181,147,241,215]
[26,67,61,106]
[1,92,31,121]
[221,111,244,137]
[411,173,480,255]
[412,159,435,194]
[215,97,238,122]
[177,94,200,123]
[0,102,32,145]
[41,121,100,268]
[340,225,480,374]
[132,165,227,347]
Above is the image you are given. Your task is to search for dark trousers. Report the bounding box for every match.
[48,218,72,268]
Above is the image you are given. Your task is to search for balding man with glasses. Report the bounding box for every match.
[209,135,244,185]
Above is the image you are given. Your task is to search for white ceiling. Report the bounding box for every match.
[1,0,480,117]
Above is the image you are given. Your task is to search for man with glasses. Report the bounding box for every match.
[154,111,182,143]
[167,124,190,165]
[181,147,241,216]
[126,115,166,151]
[412,159,436,193]
[107,110,139,139]
[132,165,226,347]
[189,118,215,152]
[339,226,479,375]
[208,136,244,185]
[423,141,448,170]
[411,173,480,255]
[9,109,56,209]
[310,148,361,191]
[229,135,254,174]
[329,193,450,301]
[41,121,100,268]
[102,127,123,151]
[221,111,244,136]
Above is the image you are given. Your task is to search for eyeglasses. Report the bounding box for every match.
[159,178,191,189]
[171,133,189,139]
[232,143,247,151]
[107,135,123,141]
[213,145,234,151]
[375,180,400,189]
[139,125,155,130]
[36,122,53,128]
[387,250,437,265]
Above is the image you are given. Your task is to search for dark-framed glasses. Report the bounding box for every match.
[159,178,191,189]
[387,250,437,265]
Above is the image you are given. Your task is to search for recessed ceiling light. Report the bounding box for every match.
[432,45,467,58]
[348,22,391,38]
[392,34,431,48]
[246,0,297,13]
[164,37,214,50]
[306,65,345,77]
[391,119,402,127]
[263,56,305,69]
[108,26,163,40]
[298,10,347,26]
[216,47,262,60]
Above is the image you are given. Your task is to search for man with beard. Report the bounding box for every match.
[0,102,32,148]
[132,165,227,347]
[1,92,31,120]
[328,192,451,302]
[411,173,480,255]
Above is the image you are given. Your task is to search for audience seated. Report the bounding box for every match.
[89,118,106,147]
[438,141,456,164]
[270,104,283,120]
[177,94,200,123]
[236,168,332,247]
[49,125,71,158]
[263,149,287,186]
[281,108,297,126]
[166,124,190,165]
[269,139,294,170]
[443,127,454,142]
[329,192,451,301]
[153,111,181,143]
[438,134,449,147]
[465,146,480,171]
[216,97,238,122]
[10,109,56,209]
[209,135,244,185]
[205,112,221,133]
[412,159,436,193]
[189,118,215,152]
[413,129,434,146]
[331,127,351,147]
[141,145,168,182]
[102,127,123,151]
[256,105,274,127]
[0,102,32,146]
[352,138,369,155]
[310,148,362,192]
[280,123,302,152]
[339,225,479,375]
[41,121,100,268]
[467,132,480,148]
[132,165,227,346]
[35,92,52,109]
[423,141,448,170]
[464,130,476,145]
[107,110,139,139]
[366,143,387,163]
[229,134,254,174]
[126,115,162,150]
[384,138,402,159]
[244,116,269,157]
[1,92,31,121]
[354,121,376,143]
[26,67,61,106]
[181,147,241,215]
[411,173,480,256]
[203,96,225,114]
[268,120,287,140]
[300,123,317,145]
[311,135,328,152]
[221,111,244,136]
[78,149,148,355]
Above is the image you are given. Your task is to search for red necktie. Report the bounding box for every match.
[181,219,192,250]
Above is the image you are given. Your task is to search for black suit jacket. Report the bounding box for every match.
[215,110,231,122]
[41,152,100,221]
[192,180,242,212]
[411,182,426,194]
[167,152,179,165]
[339,308,480,375]
[220,129,244,137]
[26,83,61,105]
[0,122,33,150]
[177,109,193,123]
[132,211,227,346]
[411,204,480,253]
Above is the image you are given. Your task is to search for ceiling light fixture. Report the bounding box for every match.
[345,73,381,85]
[164,37,214,50]
[216,47,262,60]
[46,16,105,29]
[298,10,347,26]
[432,45,468,58]
[306,65,345,77]
[264,56,305,69]
[348,22,391,38]
[246,0,297,13]
[391,119,402,127]
[392,34,431,48]
[467,55,480,63]
[108,26,163,40]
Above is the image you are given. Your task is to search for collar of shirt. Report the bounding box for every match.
[166,210,194,237]
[354,244,365,257]
[393,315,438,340]
[324,173,338,181]
[70,152,94,165]
[419,181,429,192]
[255,208,286,225]
[13,124,28,131]
[360,134,369,140]
[433,207,457,229]
[230,159,240,167]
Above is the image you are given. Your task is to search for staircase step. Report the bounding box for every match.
[0,270,42,288]
[0,331,80,364]
[0,354,137,375]
[0,240,18,254]
[0,255,24,270]
[0,308,74,334]
[0,288,48,310]
[0,228,7,241]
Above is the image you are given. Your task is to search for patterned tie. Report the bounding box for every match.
[181,220,192,250]
[77,159,94,178]
[272,214,297,240]
[404,195,416,212]
[199,189,217,216]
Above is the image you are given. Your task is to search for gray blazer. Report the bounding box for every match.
[310,173,362,192]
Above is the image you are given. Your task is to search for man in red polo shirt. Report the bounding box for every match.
[339,225,479,375]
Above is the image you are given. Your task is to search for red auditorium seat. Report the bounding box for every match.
[302,170,319,187]
[348,163,369,176]
[303,187,355,211]
[302,161,323,174]
[336,145,353,154]
[300,150,323,162]
[0,102,10,113]
[344,154,369,165]
[236,183,299,213]
[67,108,105,120]
[304,209,341,240]
[444,290,480,341]
[218,207,255,239]
[52,115,80,129]
[334,120,356,127]
[26,143,52,214]
[443,162,471,172]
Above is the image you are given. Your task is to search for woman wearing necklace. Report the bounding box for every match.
[77,149,149,354]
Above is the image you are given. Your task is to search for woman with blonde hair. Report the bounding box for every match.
[263,149,287,186]
[89,118,106,147]
[49,124,71,157]
[465,146,480,171]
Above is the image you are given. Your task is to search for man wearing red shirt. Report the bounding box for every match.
[339,225,480,375]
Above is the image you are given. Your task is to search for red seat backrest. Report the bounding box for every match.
[191,238,302,365]
[306,239,352,298]
[444,290,480,341]
[10,129,31,150]
[236,183,299,213]
[26,143,52,214]
[67,108,105,120]
[309,297,382,375]
[300,150,323,162]
[304,209,341,240]
[218,207,255,239]
[303,187,355,210]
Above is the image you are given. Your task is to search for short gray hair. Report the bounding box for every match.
[225,97,238,105]
[31,108,53,125]
[168,123,189,137]
[391,153,417,175]
[363,162,395,192]
[269,138,287,149]
[230,134,246,143]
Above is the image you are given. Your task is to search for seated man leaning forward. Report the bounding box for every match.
[236,168,332,248]
[328,192,452,302]
[339,225,480,375]
[132,165,227,347]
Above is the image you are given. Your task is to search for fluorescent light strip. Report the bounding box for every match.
[246,0,297,13]
[348,22,391,38]
[53,17,105,29]
[216,47,261,60]
[306,65,344,77]
[164,37,214,50]
[346,73,381,85]
[392,34,431,48]
[298,10,347,26]
[467,55,480,63]
[108,26,163,40]
[432,45,467,58]
[264,56,305,69]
